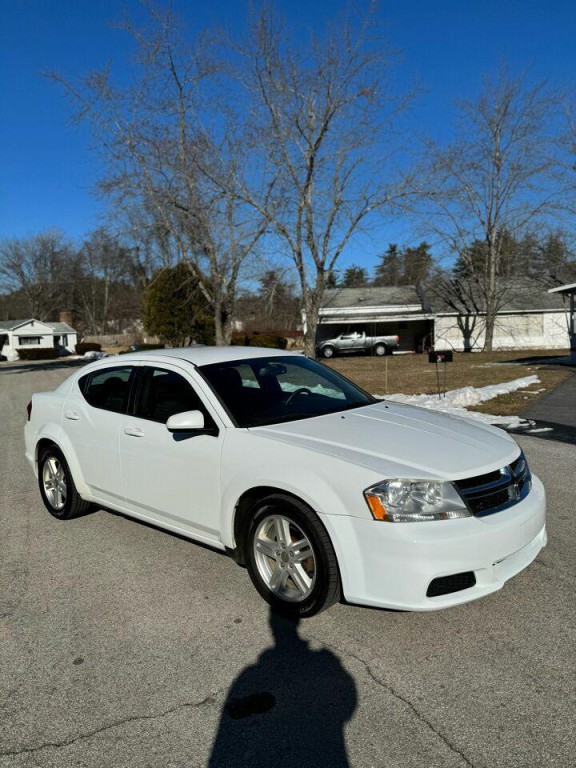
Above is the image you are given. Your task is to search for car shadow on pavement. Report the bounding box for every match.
[507,420,576,446]
[209,609,357,768]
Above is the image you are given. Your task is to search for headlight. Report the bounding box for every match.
[364,479,470,522]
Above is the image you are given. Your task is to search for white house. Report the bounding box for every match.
[548,282,576,362]
[433,279,570,352]
[0,318,78,361]
[317,280,572,352]
[317,287,434,352]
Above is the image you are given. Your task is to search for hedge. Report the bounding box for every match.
[250,334,288,350]
[230,332,250,346]
[75,342,102,355]
[231,333,287,350]
[118,343,166,355]
[17,348,59,361]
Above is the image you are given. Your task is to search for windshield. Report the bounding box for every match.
[198,355,374,428]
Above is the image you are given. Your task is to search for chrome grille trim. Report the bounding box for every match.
[454,451,532,517]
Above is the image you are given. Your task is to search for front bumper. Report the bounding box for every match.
[322,474,546,611]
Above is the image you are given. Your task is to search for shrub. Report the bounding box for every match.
[117,343,166,355]
[17,347,59,361]
[231,332,250,346]
[130,343,165,351]
[75,342,101,355]
[251,334,288,350]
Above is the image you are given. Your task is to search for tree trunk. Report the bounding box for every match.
[483,312,495,352]
[303,290,322,357]
[483,243,498,352]
[213,299,232,346]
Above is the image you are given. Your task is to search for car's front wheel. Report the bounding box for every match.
[246,494,340,617]
[38,446,92,520]
[321,345,335,358]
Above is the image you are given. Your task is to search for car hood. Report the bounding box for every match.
[252,401,519,480]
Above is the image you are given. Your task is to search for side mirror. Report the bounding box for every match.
[166,410,205,431]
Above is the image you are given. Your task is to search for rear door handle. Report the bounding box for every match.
[123,427,144,437]
[64,410,79,420]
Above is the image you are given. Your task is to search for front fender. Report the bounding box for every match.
[218,429,377,550]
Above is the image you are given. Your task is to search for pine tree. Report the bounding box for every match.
[373,244,400,286]
[143,263,214,347]
[342,265,369,288]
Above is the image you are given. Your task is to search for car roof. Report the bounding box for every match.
[105,346,303,367]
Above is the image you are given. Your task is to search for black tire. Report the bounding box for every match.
[373,343,387,356]
[38,445,92,520]
[245,494,340,618]
[321,346,335,359]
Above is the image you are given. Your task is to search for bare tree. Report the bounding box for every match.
[75,228,138,334]
[50,4,265,345]
[414,68,563,350]
[234,4,411,355]
[0,230,74,320]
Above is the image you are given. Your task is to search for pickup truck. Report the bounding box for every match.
[316,331,400,358]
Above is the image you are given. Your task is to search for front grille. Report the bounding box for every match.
[427,572,476,597]
[454,451,531,517]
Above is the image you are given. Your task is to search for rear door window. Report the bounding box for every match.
[79,367,135,414]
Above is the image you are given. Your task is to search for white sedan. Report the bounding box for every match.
[25,347,546,617]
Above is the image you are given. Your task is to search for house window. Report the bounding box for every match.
[18,336,43,345]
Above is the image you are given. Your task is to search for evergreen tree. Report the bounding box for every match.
[402,241,433,285]
[535,232,573,277]
[342,265,369,288]
[143,263,214,347]
[373,244,400,286]
[453,240,486,279]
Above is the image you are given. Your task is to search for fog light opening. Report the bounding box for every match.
[426,572,476,598]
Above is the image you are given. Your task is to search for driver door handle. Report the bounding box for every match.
[64,410,79,420]
[123,426,144,437]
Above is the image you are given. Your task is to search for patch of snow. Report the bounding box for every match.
[376,375,540,429]
[83,350,110,360]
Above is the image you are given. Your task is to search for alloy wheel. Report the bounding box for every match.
[42,457,67,511]
[253,514,317,602]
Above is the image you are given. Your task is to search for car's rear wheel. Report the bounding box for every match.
[373,343,388,356]
[245,494,340,617]
[321,346,335,359]
[38,446,91,520]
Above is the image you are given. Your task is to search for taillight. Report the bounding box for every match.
[26,400,32,421]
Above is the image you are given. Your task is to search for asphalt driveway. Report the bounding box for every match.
[1,361,574,767]
[516,371,576,445]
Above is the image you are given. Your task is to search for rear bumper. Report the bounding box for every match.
[322,475,546,611]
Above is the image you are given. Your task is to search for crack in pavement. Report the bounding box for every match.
[0,691,220,758]
[308,632,478,768]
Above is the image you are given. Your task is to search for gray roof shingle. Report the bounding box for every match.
[321,279,569,314]
[321,286,422,309]
[0,318,76,332]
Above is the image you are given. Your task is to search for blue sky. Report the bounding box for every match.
[1,0,575,270]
